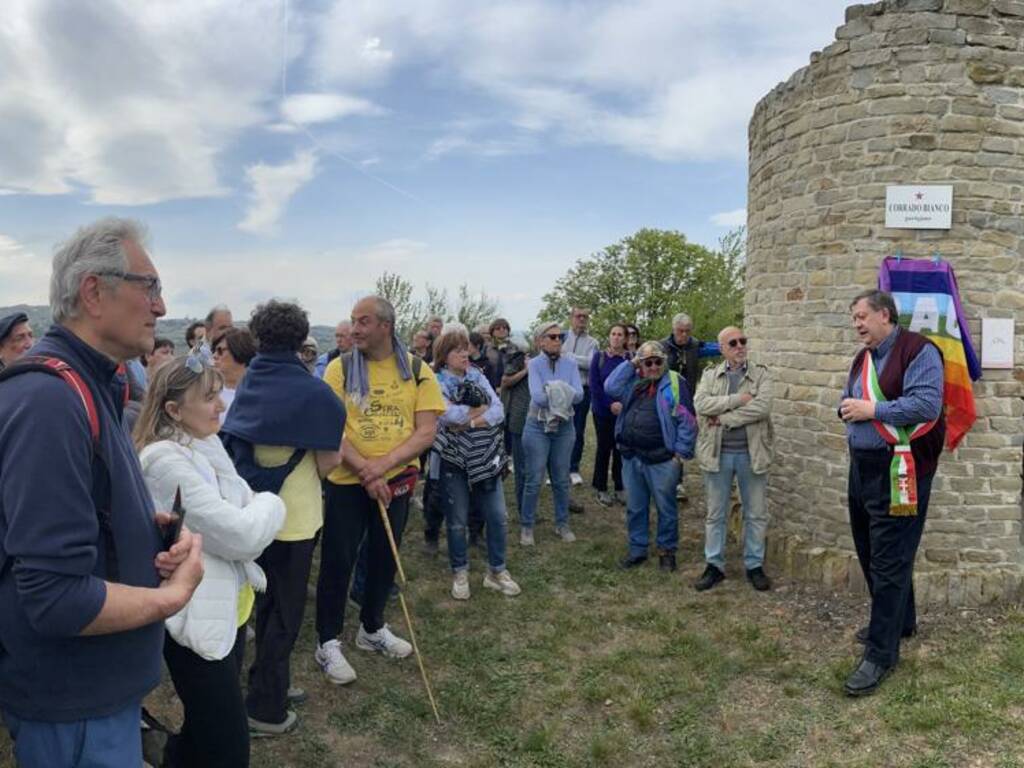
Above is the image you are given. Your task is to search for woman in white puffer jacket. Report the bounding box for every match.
[134,353,285,768]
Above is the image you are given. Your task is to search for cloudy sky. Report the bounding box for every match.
[0,0,851,327]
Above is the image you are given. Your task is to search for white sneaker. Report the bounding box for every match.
[314,639,356,685]
[555,525,576,543]
[452,570,470,600]
[570,472,583,486]
[483,570,521,596]
[356,623,412,659]
[520,527,535,546]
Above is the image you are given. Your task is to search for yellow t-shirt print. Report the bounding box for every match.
[323,353,445,486]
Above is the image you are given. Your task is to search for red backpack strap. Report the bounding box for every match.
[0,356,100,445]
[115,363,131,407]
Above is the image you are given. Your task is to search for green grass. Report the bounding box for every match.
[3,438,1024,767]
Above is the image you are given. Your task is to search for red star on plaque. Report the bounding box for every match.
[915,192,924,200]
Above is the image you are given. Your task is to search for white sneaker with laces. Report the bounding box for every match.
[555,525,576,543]
[570,472,583,486]
[452,570,470,600]
[356,623,412,659]
[483,570,521,596]
[520,527,535,546]
[314,639,356,685]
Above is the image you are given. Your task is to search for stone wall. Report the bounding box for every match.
[747,0,1024,607]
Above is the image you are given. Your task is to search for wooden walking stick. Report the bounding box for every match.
[376,495,442,724]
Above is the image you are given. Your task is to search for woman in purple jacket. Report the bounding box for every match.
[589,323,629,507]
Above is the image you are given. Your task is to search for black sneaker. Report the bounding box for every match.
[569,500,585,515]
[746,567,772,591]
[619,553,647,570]
[658,554,677,572]
[694,564,725,591]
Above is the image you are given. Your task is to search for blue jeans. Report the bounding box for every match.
[439,461,508,573]
[2,701,142,768]
[509,430,526,514]
[622,456,680,556]
[520,418,574,528]
[569,387,591,472]
[703,450,769,571]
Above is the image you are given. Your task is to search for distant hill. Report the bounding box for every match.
[0,305,337,355]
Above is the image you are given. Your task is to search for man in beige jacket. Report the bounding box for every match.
[693,326,774,592]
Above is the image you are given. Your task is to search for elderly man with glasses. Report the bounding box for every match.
[693,327,775,592]
[604,341,697,573]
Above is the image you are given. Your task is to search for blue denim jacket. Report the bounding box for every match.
[604,360,697,460]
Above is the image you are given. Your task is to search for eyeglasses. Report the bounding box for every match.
[641,357,664,368]
[544,333,566,341]
[95,270,163,302]
[185,343,213,374]
[727,337,748,348]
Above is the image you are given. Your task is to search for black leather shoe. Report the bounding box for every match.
[569,500,585,515]
[658,554,677,572]
[855,625,917,644]
[619,554,647,570]
[844,658,892,696]
[746,566,772,591]
[694,564,725,591]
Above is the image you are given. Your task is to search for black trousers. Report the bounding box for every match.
[569,386,592,473]
[164,627,248,768]
[591,412,623,492]
[848,448,933,667]
[246,536,317,724]
[317,483,410,644]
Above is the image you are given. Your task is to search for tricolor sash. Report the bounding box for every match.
[860,353,938,516]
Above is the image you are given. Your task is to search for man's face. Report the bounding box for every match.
[429,319,443,336]
[851,299,894,349]
[720,328,748,367]
[351,299,391,353]
[96,240,166,359]
[571,310,589,334]
[209,311,233,339]
[673,322,693,345]
[0,322,34,365]
[335,322,353,352]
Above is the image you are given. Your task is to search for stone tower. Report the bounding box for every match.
[747,0,1024,606]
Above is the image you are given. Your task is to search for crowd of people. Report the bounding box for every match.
[0,217,945,766]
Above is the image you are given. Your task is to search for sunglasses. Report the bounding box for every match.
[544,332,566,341]
[185,343,213,374]
[727,337,748,348]
[641,357,665,368]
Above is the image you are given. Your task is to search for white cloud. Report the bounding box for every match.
[0,0,290,204]
[711,208,747,227]
[0,234,50,306]
[281,93,385,125]
[311,0,849,162]
[238,151,319,235]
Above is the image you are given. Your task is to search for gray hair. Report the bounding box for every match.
[672,312,693,328]
[50,217,146,324]
[367,296,396,328]
[534,320,560,341]
[850,290,898,324]
[205,304,232,327]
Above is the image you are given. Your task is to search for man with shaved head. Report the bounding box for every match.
[693,326,775,593]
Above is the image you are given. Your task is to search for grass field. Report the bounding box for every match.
[3,457,1024,767]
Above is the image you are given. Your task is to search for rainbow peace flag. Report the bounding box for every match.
[878,256,980,451]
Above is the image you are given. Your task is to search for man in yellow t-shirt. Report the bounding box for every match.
[314,296,445,686]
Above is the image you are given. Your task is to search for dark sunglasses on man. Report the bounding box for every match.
[727,337,748,348]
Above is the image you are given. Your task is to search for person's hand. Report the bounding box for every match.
[706,415,721,427]
[468,405,488,421]
[159,532,204,614]
[358,456,392,485]
[610,402,622,415]
[840,398,875,422]
[738,393,753,405]
[365,477,393,506]
[154,519,196,579]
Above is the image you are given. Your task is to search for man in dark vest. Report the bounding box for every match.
[661,312,720,398]
[839,289,944,696]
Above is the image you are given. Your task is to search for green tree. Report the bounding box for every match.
[454,284,500,331]
[537,227,744,342]
[374,271,421,340]
[371,273,501,341]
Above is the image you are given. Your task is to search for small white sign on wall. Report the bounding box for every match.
[981,318,1014,369]
[885,185,953,229]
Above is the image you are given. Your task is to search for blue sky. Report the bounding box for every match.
[0,0,851,328]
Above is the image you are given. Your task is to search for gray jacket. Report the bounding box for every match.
[538,380,577,432]
[693,360,775,475]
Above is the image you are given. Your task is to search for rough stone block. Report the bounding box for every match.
[944,0,992,14]
[967,62,1007,83]
[994,0,1024,15]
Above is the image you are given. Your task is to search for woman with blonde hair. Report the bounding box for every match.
[134,351,286,766]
